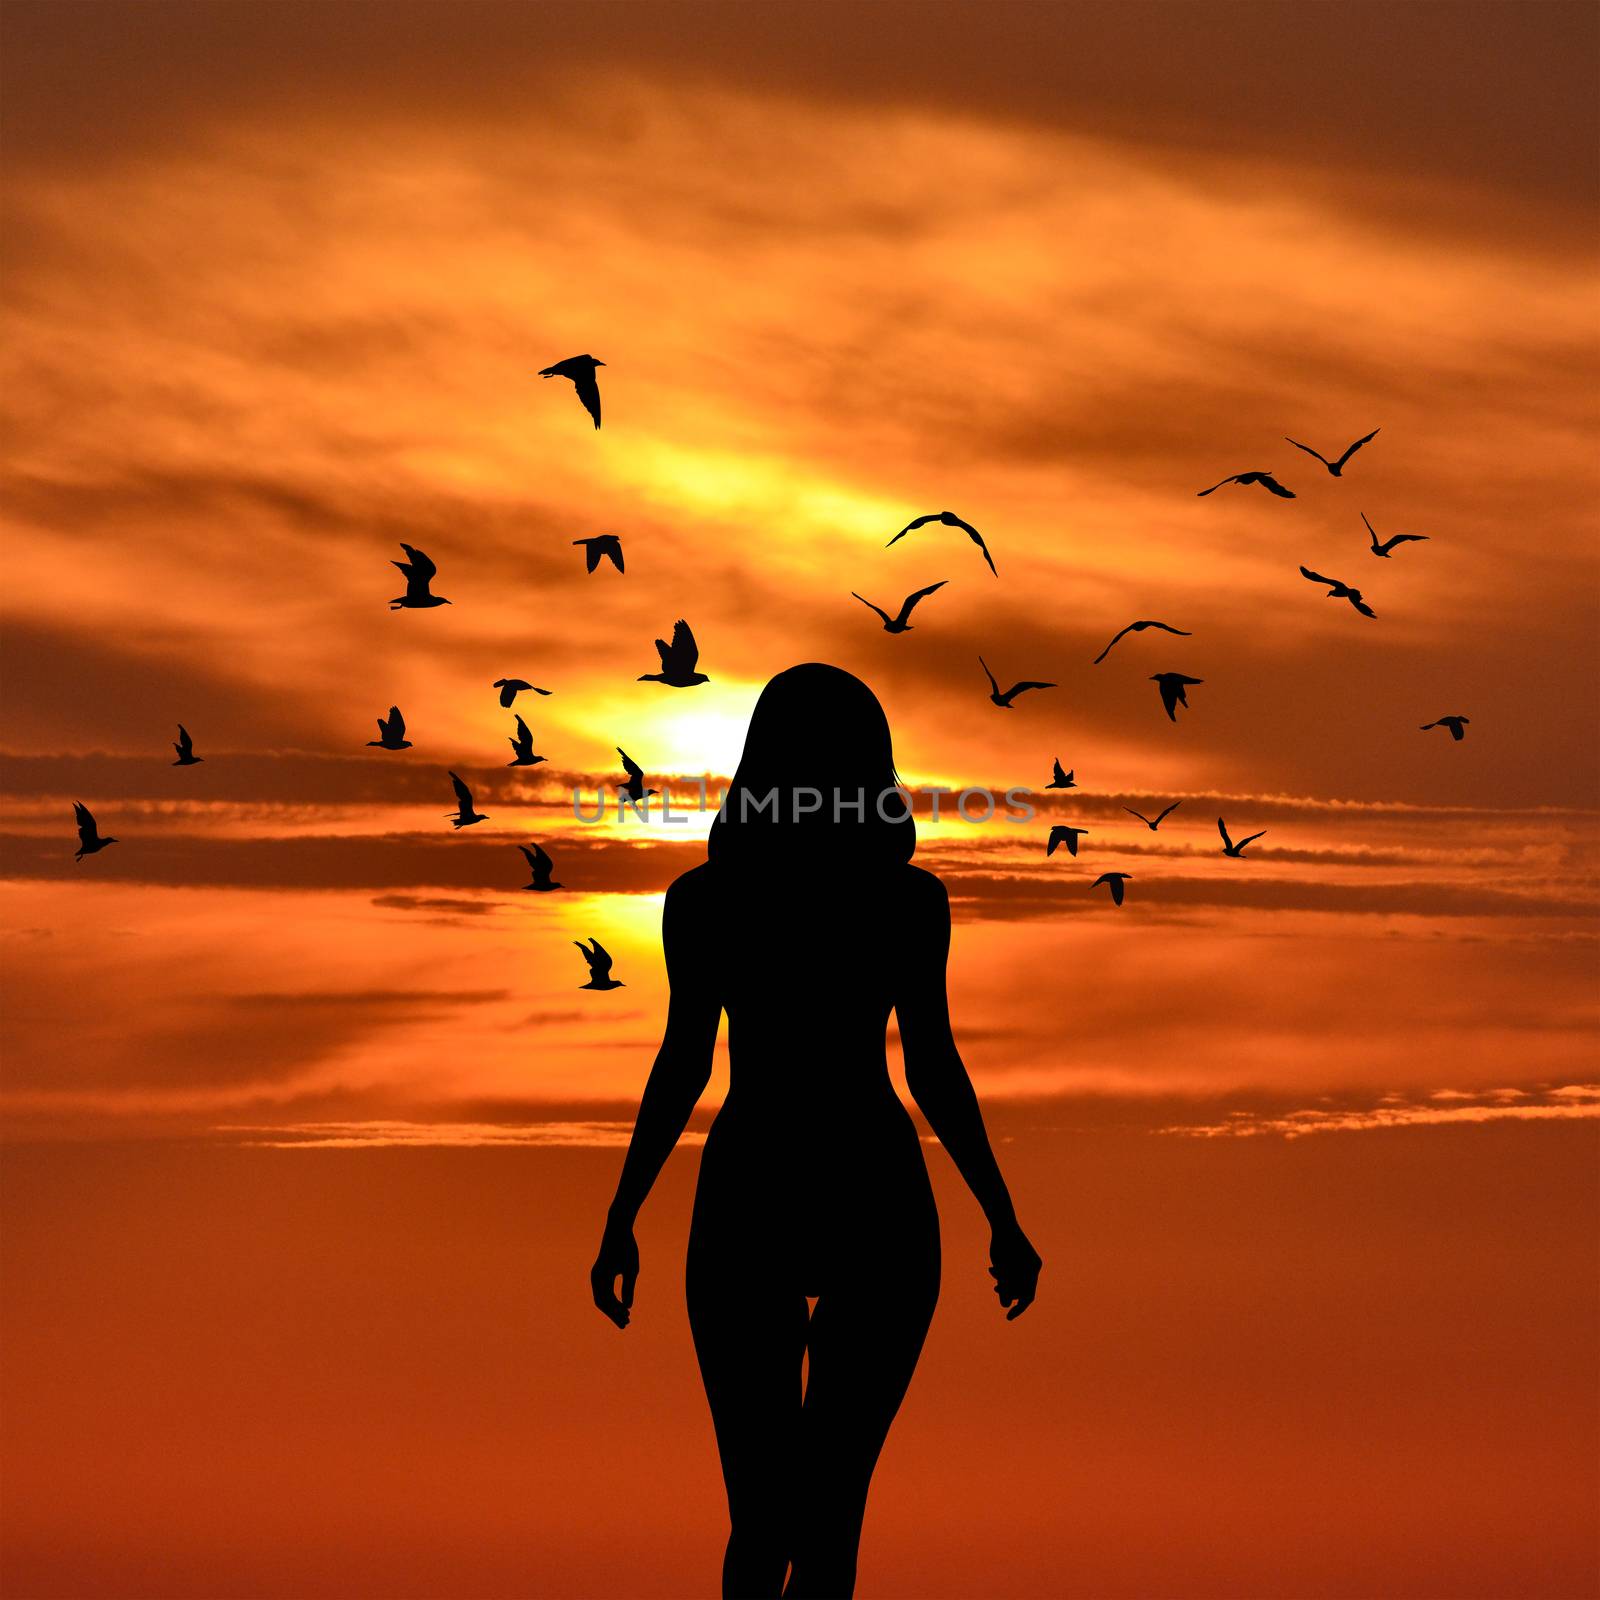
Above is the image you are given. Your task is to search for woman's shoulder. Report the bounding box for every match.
[898,862,950,910]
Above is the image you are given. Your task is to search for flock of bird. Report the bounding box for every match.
[68,367,1469,964]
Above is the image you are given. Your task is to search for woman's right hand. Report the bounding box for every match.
[590,1218,640,1329]
[988,1219,1041,1320]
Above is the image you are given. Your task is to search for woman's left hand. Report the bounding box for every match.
[988,1220,1041,1320]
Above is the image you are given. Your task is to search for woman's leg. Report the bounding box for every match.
[687,1245,810,1599]
[785,1246,940,1598]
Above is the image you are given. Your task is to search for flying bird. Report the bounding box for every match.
[575,937,624,990]
[1196,471,1295,498]
[573,534,624,574]
[507,715,546,767]
[979,656,1056,708]
[1124,800,1181,830]
[617,748,658,804]
[1046,825,1088,858]
[1299,566,1376,617]
[1093,618,1193,665]
[1362,512,1428,559]
[539,354,604,428]
[1092,872,1130,906]
[1046,759,1075,790]
[1421,716,1470,741]
[367,706,412,750]
[1151,672,1203,722]
[851,580,947,633]
[1285,428,1379,476]
[638,619,709,686]
[519,842,562,892]
[389,543,450,610]
[172,725,201,766]
[887,511,997,575]
[72,802,117,861]
[447,771,488,829]
[494,678,552,707]
[1218,816,1266,857]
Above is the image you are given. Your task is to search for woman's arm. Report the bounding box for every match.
[591,876,720,1328]
[897,871,1041,1319]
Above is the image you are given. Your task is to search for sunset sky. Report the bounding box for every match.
[2,4,1597,1596]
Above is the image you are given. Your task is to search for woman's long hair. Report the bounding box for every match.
[707,663,916,868]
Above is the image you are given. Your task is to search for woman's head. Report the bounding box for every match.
[707,663,915,867]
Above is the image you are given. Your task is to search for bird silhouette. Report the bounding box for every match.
[507,715,546,767]
[389,544,450,609]
[1218,817,1266,857]
[1092,618,1193,665]
[1196,471,1295,498]
[1046,758,1075,789]
[1299,566,1376,617]
[1362,512,1428,558]
[1151,672,1203,721]
[979,656,1055,708]
[617,748,658,804]
[539,354,604,428]
[575,937,624,990]
[573,535,624,574]
[851,581,947,633]
[638,620,709,686]
[1285,428,1379,476]
[1046,825,1088,858]
[367,706,412,750]
[1092,872,1130,906]
[1124,800,1181,830]
[1421,716,1470,741]
[494,678,552,707]
[72,802,117,861]
[520,842,562,892]
[172,725,202,766]
[887,511,997,575]
[447,771,488,828]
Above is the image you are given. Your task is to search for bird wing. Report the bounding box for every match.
[961,523,998,576]
[584,541,603,573]
[1147,621,1191,638]
[73,802,94,841]
[653,637,671,666]
[1004,681,1056,697]
[1154,801,1181,825]
[1217,817,1234,850]
[388,707,405,737]
[1284,437,1331,467]
[176,724,192,754]
[898,580,948,623]
[574,369,602,428]
[1092,623,1134,664]
[520,845,539,869]
[1046,828,1063,856]
[1123,806,1151,827]
[450,772,474,810]
[1196,477,1235,496]
[1332,428,1379,469]
[1237,830,1267,850]
[894,513,936,539]
[400,544,437,583]
[1109,876,1124,905]
[1361,512,1381,547]
[852,592,892,626]
[669,620,699,673]
[1299,566,1337,589]
[1053,759,1069,785]
[532,843,553,871]
[618,748,643,782]
[1351,596,1376,618]
[1158,679,1179,718]
[1258,474,1295,498]
[588,939,613,977]
[1388,534,1428,548]
[978,656,999,695]
[606,539,624,573]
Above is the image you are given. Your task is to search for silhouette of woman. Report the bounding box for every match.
[592,663,1041,1599]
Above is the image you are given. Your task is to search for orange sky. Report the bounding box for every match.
[2,4,1597,1596]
